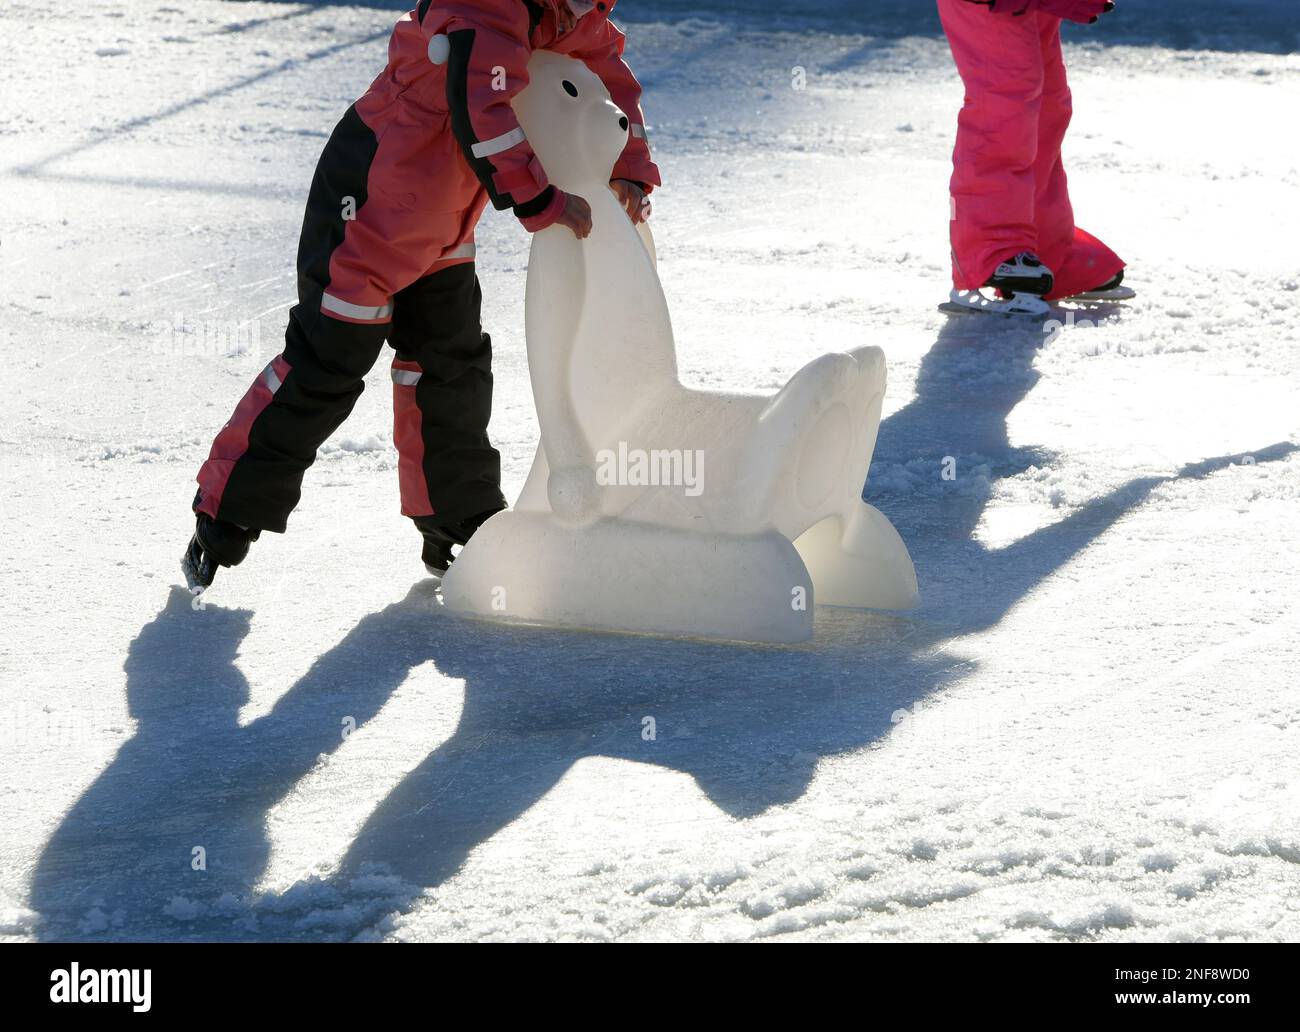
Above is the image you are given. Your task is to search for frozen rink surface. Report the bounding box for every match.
[1,1,1298,940]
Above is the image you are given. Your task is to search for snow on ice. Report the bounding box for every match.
[0,1,1297,941]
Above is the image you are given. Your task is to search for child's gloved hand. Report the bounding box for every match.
[556,191,593,239]
[610,179,650,224]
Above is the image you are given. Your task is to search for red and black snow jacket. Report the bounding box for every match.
[369,0,660,226]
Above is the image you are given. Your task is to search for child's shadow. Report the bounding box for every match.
[30,315,1295,940]
[29,587,445,939]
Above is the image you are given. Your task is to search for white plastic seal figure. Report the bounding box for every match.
[441,52,918,643]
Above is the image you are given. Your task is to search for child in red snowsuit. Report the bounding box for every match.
[186,0,660,587]
[939,0,1125,308]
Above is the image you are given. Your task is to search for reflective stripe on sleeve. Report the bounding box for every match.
[391,369,422,386]
[471,127,527,159]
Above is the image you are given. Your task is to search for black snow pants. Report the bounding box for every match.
[194,106,506,534]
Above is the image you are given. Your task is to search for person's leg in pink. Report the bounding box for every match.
[938,0,1123,297]
[939,0,1046,291]
[1031,13,1124,299]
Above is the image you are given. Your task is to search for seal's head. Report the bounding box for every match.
[513,51,630,195]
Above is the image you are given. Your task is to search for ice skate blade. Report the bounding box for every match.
[939,289,1050,319]
[1069,285,1137,302]
[181,535,213,595]
[181,567,207,598]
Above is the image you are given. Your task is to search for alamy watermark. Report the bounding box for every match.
[147,312,262,358]
[594,442,704,497]
[49,964,151,1012]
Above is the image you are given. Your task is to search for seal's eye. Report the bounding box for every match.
[561,80,579,98]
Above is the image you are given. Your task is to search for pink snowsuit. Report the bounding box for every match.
[193,0,660,536]
[938,0,1124,299]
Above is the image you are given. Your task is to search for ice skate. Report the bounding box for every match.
[940,252,1055,319]
[181,514,259,594]
[414,508,504,580]
[1068,269,1136,302]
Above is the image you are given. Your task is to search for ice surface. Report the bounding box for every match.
[1,1,1297,941]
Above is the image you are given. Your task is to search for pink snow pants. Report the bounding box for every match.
[938,0,1123,299]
